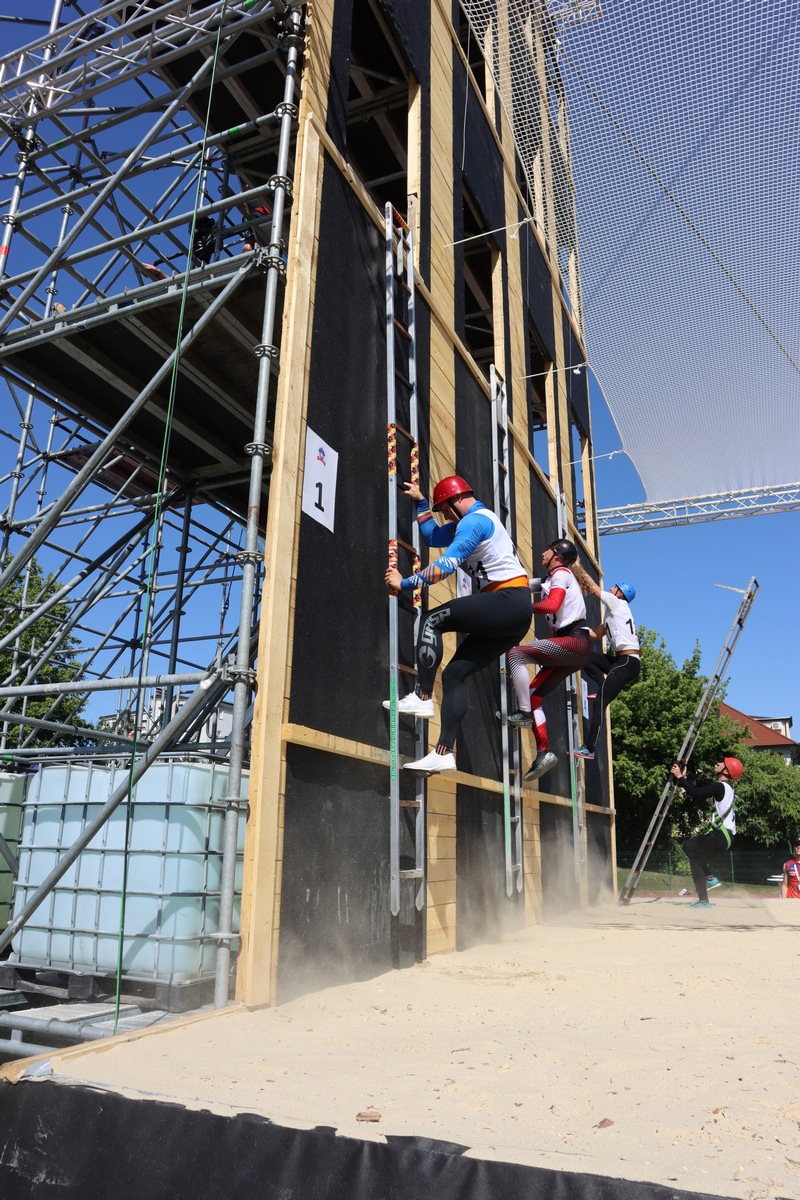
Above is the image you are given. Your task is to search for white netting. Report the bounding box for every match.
[461,1,800,503]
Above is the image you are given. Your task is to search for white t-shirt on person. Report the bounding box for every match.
[542,566,587,632]
[600,589,639,653]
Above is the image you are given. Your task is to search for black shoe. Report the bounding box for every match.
[507,708,533,728]
[523,751,558,781]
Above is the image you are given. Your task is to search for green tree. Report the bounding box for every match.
[0,559,89,748]
[733,745,800,849]
[609,627,800,853]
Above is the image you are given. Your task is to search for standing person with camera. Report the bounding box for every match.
[669,757,743,907]
[505,539,592,782]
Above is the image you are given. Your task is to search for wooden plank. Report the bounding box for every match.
[236,113,326,1008]
[427,857,458,884]
[426,922,456,956]
[428,898,457,927]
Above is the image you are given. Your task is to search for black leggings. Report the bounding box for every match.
[582,652,640,751]
[416,587,532,750]
[682,827,729,903]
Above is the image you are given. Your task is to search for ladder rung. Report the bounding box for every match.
[399,868,424,880]
[395,536,416,554]
[398,663,418,677]
[394,422,414,443]
[393,319,412,341]
[400,800,421,809]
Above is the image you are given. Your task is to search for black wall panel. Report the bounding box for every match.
[587,810,613,905]
[381,0,431,86]
[519,222,556,362]
[563,313,590,434]
[452,356,504,782]
[326,0,353,154]
[291,157,428,762]
[327,2,432,281]
[456,783,522,950]
[277,745,418,1002]
[539,801,579,918]
[379,0,432,282]
[453,65,506,238]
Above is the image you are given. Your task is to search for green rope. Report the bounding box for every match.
[112,1,230,1033]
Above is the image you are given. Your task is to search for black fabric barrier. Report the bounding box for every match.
[277,744,421,1003]
[0,1079,734,1200]
[519,219,556,363]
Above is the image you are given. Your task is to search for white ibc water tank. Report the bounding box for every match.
[0,772,27,930]
[10,759,247,983]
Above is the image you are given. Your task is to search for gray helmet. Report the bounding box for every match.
[548,538,578,566]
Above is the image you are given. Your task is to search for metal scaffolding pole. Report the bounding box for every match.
[0,665,224,958]
[0,51,221,334]
[0,261,251,592]
[0,0,294,1002]
[213,2,304,1008]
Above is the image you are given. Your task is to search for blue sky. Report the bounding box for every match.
[589,383,799,732]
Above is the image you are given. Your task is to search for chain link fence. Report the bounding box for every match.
[616,847,787,892]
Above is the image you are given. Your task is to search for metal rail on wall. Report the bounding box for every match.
[385,203,425,920]
[489,366,523,897]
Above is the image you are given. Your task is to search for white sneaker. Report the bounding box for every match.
[404,750,456,775]
[383,693,434,718]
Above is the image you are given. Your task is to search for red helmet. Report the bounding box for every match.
[432,475,473,511]
[723,756,744,781]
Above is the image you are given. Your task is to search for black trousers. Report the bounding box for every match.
[682,827,729,903]
[416,587,532,750]
[582,652,640,751]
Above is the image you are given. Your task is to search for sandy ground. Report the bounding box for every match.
[11,892,800,1199]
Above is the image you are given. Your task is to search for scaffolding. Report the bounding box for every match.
[0,0,305,1005]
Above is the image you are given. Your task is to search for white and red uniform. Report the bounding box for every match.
[507,567,591,753]
[783,857,800,899]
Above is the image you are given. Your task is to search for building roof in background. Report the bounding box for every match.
[719,702,797,749]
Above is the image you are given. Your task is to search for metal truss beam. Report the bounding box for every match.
[546,1,602,26]
[598,483,800,535]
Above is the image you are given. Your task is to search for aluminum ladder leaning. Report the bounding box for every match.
[618,576,759,904]
[490,366,524,897]
[385,202,425,919]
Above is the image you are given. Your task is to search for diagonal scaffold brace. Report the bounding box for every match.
[618,576,759,905]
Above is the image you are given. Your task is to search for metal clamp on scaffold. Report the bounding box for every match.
[267,174,293,198]
[234,547,263,567]
[244,441,272,458]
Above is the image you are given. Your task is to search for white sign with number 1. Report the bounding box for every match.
[301,428,338,533]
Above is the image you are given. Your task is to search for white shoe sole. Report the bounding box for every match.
[382,700,434,718]
[403,757,456,776]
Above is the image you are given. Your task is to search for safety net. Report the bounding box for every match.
[460,0,800,504]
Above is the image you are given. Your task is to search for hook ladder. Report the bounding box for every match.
[490,366,523,896]
[385,203,425,920]
[618,576,759,904]
[555,481,585,888]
